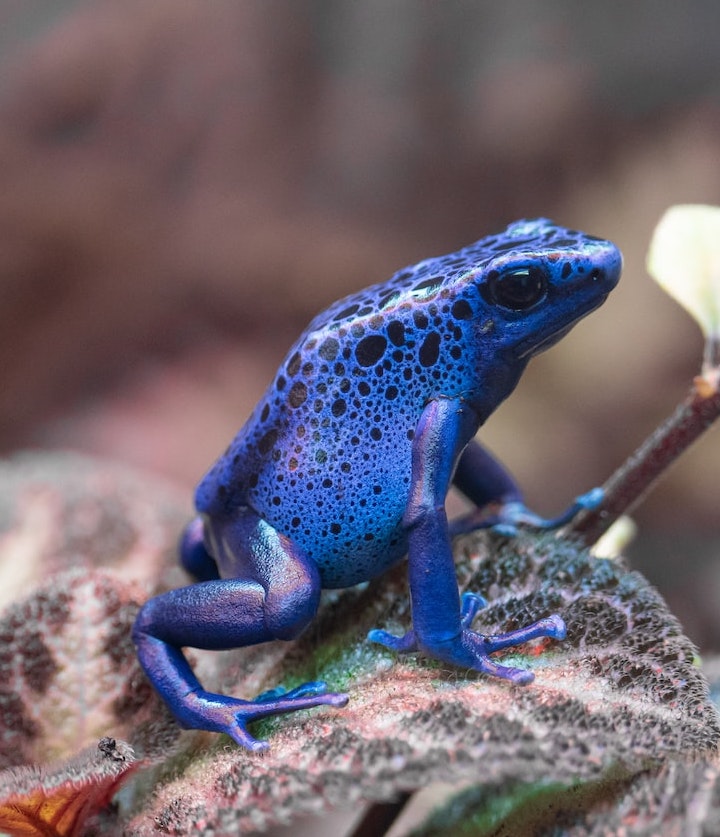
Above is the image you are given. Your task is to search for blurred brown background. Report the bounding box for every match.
[1,0,720,646]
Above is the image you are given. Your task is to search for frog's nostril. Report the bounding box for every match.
[589,267,604,281]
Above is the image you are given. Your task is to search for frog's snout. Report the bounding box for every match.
[592,243,623,292]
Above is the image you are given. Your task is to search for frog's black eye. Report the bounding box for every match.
[484,266,548,311]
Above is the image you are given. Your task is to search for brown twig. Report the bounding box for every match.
[565,376,720,547]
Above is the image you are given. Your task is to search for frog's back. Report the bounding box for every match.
[196,246,493,583]
[196,219,620,587]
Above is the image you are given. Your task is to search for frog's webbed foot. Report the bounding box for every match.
[447,613,566,684]
[368,592,487,655]
[367,593,504,654]
[449,488,604,538]
[181,685,349,751]
[370,592,565,686]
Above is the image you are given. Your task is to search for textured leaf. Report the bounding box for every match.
[0,451,189,610]
[1,452,717,835]
[0,453,186,769]
[0,737,137,837]
[395,652,720,835]
[123,533,719,835]
[0,569,175,770]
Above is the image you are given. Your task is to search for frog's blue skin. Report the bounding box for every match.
[133,219,622,751]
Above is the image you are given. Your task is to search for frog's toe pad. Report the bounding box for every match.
[576,486,604,510]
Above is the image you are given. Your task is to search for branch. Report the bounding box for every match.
[565,375,720,546]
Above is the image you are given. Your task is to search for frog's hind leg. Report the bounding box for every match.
[179,516,220,581]
[133,510,348,751]
[450,439,602,536]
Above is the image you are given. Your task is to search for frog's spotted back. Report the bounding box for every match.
[197,218,620,588]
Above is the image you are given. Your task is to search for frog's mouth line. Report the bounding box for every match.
[515,292,610,358]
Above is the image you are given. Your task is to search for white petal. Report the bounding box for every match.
[647,204,720,338]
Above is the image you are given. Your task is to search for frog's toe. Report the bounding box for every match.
[227,721,270,752]
[255,680,335,702]
[521,488,604,529]
[368,627,418,653]
[458,489,606,536]
[460,592,487,627]
[479,613,566,654]
[575,486,604,510]
[253,686,349,712]
[471,654,536,685]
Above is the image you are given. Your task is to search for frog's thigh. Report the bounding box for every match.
[136,577,274,650]
[206,508,322,642]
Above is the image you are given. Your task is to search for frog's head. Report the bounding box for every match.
[473,218,622,360]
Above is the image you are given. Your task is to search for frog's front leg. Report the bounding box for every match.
[369,398,565,684]
[133,511,348,751]
[449,440,602,537]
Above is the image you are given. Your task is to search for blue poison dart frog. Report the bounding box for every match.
[133,218,622,751]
